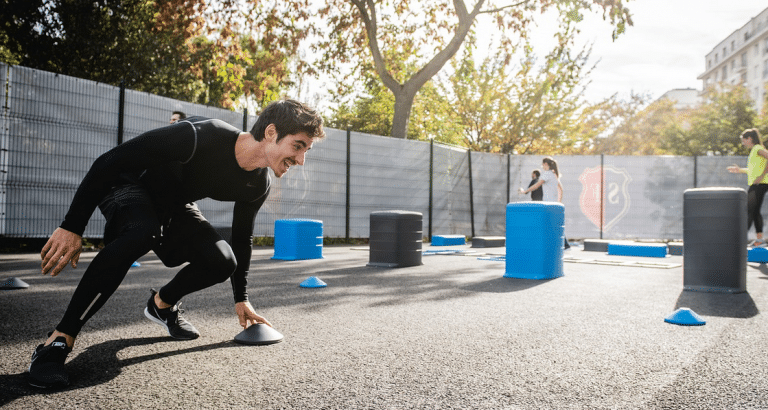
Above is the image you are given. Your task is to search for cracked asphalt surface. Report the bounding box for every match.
[2,244,767,409]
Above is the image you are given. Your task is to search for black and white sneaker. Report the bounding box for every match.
[144,289,200,340]
[28,335,72,389]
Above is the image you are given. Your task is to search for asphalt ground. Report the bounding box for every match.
[1,244,767,409]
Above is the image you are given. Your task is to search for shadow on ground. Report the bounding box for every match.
[674,290,759,319]
[0,337,238,406]
[462,277,553,293]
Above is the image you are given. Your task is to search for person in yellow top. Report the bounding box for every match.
[728,129,768,246]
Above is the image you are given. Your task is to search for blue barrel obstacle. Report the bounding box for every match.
[272,219,323,261]
[504,202,564,280]
[683,188,746,293]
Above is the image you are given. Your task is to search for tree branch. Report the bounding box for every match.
[404,0,485,93]
[351,0,401,91]
[479,0,533,15]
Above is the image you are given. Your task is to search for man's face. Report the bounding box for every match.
[265,132,315,178]
[170,114,182,124]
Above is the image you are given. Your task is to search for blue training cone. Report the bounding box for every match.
[664,308,706,326]
[300,276,327,288]
[131,261,141,268]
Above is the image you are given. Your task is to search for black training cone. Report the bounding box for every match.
[0,277,29,290]
[233,324,284,346]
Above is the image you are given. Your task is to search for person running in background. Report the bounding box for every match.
[519,157,570,249]
[728,128,768,247]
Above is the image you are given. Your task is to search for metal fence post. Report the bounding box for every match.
[506,153,511,204]
[600,154,604,239]
[242,108,248,131]
[693,155,698,188]
[468,149,475,238]
[429,138,433,240]
[117,79,125,145]
[346,128,351,241]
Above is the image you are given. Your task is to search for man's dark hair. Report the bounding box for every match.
[172,111,187,120]
[532,169,541,178]
[250,99,325,142]
[741,128,762,145]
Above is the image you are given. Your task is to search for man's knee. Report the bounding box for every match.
[208,240,237,282]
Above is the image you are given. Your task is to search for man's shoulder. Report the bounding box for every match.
[183,117,241,134]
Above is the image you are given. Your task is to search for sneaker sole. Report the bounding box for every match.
[27,376,68,389]
[143,307,199,340]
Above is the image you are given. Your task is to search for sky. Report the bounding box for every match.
[528,0,768,103]
[306,1,768,111]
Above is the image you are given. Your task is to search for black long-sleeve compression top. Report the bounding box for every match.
[60,117,270,303]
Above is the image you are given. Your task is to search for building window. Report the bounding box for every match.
[723,65,727,80]
[742,52,747,67]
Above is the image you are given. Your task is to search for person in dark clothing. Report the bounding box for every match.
[526,169,543,201]
[170,110,186,124]
[28,99,325,389]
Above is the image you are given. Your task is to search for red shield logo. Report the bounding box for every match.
[578,166,632,232]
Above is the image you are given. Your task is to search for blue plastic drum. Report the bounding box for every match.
[272,219,323,260]
[505,202,564,280]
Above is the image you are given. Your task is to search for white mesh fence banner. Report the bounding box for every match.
[2,63,765,241]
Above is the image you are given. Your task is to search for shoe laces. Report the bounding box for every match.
[35,340,71,363]
[169,302,187,323]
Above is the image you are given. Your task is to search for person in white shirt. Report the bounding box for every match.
[519,156,569,249]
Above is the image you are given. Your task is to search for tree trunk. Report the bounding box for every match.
[391,90,416,139]
[352,0,484,139]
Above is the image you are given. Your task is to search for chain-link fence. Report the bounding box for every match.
[0,64,756,241]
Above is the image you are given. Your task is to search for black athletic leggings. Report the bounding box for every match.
[748,184,768,234]
[55,185,236,338]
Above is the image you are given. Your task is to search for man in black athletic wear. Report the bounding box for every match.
[28,99,325,388]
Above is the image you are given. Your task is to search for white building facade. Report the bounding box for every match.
[698,6,768,113]
[658,88,701,110]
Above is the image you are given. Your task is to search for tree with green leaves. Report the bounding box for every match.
[325,53,464,144]
[0,0,311,109]
[589,94,675,156]
[437,20,598,155]
[314,0,632,139]
[661,85,757,156]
